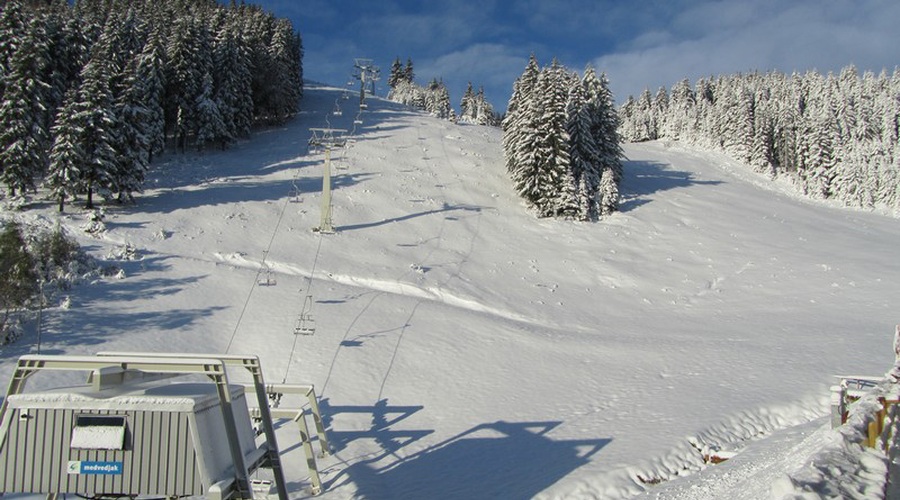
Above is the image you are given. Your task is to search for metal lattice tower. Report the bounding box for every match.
[308,128,347,233]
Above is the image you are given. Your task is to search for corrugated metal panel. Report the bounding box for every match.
[0,407,204,497]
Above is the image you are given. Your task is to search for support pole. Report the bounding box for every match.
[831,384,847,428]
[319,147,334,233]
[308,128,346,234]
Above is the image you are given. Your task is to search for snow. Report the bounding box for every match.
[2,83,899,498]
[69,424,125,450]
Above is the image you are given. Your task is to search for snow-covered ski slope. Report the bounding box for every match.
[2,84,899,499]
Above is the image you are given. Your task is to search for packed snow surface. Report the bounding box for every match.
[2,85,899,498]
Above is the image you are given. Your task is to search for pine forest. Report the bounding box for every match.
[0,0,303,211]
[619,67,900,210]
[386,57,499,126]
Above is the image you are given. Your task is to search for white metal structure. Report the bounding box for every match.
[353,58,379,108]
[308,128,347,234]
[0,353,305,499]
[94,352,331,495]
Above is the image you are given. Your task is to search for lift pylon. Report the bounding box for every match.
[353,58,379,108]
[308,128,347,234]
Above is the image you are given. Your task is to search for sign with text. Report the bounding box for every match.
[67,461,123,475]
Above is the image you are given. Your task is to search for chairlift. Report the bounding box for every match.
[294,314,315,335]
[288,181,302,203]
[359,103,368,111]
[308,137,320,155]
[257,263,276,286]
[294,295,316,335]
[353,118,363,126]
[333,105,343,117]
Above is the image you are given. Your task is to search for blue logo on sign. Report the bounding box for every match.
[67,461,123,475]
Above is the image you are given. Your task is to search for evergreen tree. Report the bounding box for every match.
[44,8,88,131]
[0,20,51,196]
[136,27,167,160]
[0,0,27,106]
[521,61,572,216]
[166,16,206,151]
[194,70,226,149]
[586,70,623,213]
[0,0,306,208]
[503,57,623,219]
[635,88,655,141]
[459,82,476,123]
[262,17,301,123]
[666,78,695,139]
[46,87,82,212]
[435,82,453,120]
[0,221,38,330]
[474,86,495,125]
[62,57,118,208]
[565,76,599,220]
[388,57,403,90]
[111,51,153,201]
[404,58,414,84]
[620,65,900,210]
[503,54,540,175]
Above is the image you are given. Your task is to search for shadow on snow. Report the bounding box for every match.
[338,203,484,232]
[619,158,724,212]
[314,398,610,500]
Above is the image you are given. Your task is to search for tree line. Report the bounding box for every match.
[0,0,303,211]
[386,57,499,126]
[619,66,900,210]
[503,56,623,221]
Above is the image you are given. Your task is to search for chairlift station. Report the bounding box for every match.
[0,353,329,499]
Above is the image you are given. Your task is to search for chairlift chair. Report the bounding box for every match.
[288,182,302,203]
[294,314,315,335]
[333,104,343,116]
[294,295,316,335]
[257,263,276,286]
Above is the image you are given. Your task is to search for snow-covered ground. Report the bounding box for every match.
[2,84,899,499]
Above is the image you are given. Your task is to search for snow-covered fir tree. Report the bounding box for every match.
[503,57,623,219]
[619,66,900,211]
[46,87,82,212]
[50,56,118,209]
[0,19,51,196]
[0,0,305,208]
[387,56,498,125]
[459,83,497,126]
[584,69,623,213]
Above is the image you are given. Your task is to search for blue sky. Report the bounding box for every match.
[253,0,898,112]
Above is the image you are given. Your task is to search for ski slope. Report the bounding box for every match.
[2,84,899,499]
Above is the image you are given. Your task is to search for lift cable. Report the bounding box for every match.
[281,232,326,383]
[224,164,296,354]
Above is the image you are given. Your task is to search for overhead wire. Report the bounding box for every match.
[280,81,365,383]
[224,162,296,354]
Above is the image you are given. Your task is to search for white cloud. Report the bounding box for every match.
[419,44,529,111]
[593,0,900,101]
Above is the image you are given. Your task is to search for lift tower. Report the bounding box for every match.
[308,128,347,233]
[353,58,379,109]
